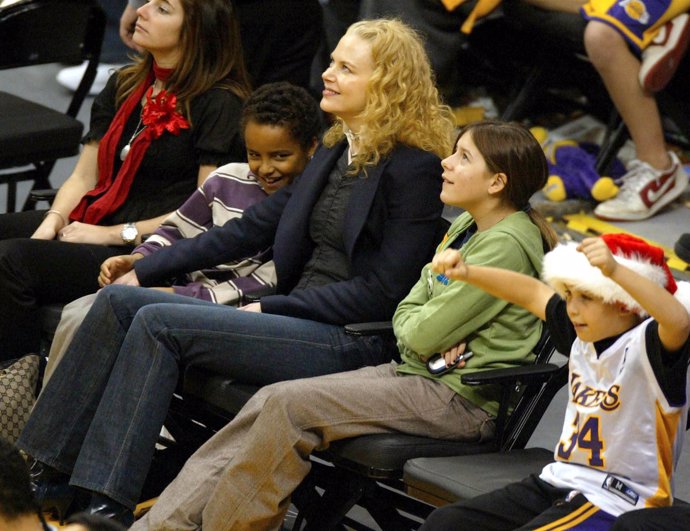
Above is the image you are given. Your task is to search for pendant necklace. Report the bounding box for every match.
[119,115,146,161]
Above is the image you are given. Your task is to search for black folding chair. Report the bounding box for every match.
[0,0,105,212]
[289,327,567,530]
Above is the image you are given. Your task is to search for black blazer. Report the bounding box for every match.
[135,141,444,324]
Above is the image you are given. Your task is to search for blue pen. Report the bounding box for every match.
[436,273,449,285]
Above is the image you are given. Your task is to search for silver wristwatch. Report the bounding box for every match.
[120,222,138,245]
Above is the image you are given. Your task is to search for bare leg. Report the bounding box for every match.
[584,21,670,169]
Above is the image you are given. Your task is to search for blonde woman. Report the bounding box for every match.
[19,19,454,526]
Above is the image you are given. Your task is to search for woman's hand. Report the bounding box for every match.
[239,302,262,313]
[58,221,121,245]
[578,237,617,277]
[441,341,468,368]
[31,223,59,241]
[431,249,469,281]
[99,254,143,287]
[31,212,65,240]
[120,3,143,51]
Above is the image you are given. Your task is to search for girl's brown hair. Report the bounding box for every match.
[457,120,558,250]
[115,0,251,120]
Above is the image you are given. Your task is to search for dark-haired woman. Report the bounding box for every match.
[122,0,323,91]
[42,81,321,385]
[0,0,251,361]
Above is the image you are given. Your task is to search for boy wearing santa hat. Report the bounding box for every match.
[421,233,690,530]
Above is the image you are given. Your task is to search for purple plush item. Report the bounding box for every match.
[544,141,626,202]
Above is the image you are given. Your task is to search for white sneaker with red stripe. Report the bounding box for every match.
[594,151,688,220]
[639,13,690,93]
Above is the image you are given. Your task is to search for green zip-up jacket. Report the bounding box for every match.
[394,211,545,417]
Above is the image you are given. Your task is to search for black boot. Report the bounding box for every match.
[28,460,76,524]
[84,492,135,527]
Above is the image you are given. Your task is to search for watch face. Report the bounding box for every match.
[122,225,137,242]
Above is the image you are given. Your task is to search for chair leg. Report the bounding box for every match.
[596,118,628,176]
[294,463,368,531]
[303,479,365,530]
[501,66,544,122]
[346,476,434,531]
[657,91,690,151]
[295,465,432,531]
[6,180,17,213]
[2,162,56,212]
[23,162,54,211]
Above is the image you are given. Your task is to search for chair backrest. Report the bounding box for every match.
[0,0,105,116]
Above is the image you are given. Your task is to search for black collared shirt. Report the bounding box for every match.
[295,150,359,290]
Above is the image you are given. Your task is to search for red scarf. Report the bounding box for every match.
[70,63,189,224]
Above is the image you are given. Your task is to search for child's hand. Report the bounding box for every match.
[431,249,469,280]
[442,341,468,368]
[578,237,618,277]
[99,254,142,287]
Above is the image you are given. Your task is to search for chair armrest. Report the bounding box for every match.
[462,363,564,449]
[29,188,58,203]
[344,321,393,336]
[461,363,560,386]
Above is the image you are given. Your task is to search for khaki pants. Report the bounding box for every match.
[132,363,494,531]
[43,293,97,386]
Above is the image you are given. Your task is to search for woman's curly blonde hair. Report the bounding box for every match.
[322,19,455,173]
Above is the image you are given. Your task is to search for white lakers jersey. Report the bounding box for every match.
[540,319,688,516]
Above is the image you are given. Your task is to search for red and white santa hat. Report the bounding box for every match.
[542,233,690,317]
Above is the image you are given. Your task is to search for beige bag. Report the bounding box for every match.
[0,354,40,443]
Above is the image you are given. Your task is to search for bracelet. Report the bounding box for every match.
[44,209,67,228]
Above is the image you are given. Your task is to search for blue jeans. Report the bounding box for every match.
[17,285,393,508]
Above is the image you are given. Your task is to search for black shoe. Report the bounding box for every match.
[675,233,690,263]
[29,460,76,524]
[84,493,135,528]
